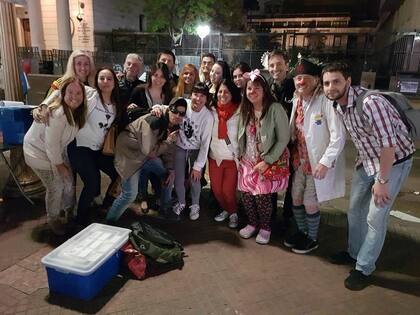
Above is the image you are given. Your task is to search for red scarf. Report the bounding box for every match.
[216,101,239,139]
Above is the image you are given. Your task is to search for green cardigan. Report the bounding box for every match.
[238,103,290,164]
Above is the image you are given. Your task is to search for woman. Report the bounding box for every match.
[209,60,231,106]
[237,70,290,244]
[129,62,172,111]
[24,78,87,235]
[209,79,242,228]
[106,98,187,223]
[232,62,251,90]
[46,50,95,97]
[173,64,199,99]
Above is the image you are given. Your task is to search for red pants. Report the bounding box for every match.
[208,158,238,214]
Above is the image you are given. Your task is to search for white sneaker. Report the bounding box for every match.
[189,204,200,221]
[214,210,229,222]
[172,202,185,216]
[228,213,238,229]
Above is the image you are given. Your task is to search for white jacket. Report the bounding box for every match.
[290,89,346,202]
[23,106,79,170]
[209,107,239,166]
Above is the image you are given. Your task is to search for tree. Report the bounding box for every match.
[143,0,244,47]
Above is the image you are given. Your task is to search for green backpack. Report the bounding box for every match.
[129,221,184,266]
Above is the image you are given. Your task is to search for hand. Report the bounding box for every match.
[372,182,391,208]
[116,71,124,80]
[253,160,269,174]
[32,105,50,125]
[190,169,202,182]
[167,130,179,143]
[127,103,138,110]
[313,163,328,180]
[150,106,163,117]
[164,170,175,186]
[56,164,71,179]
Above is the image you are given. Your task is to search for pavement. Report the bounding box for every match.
[0,143,419,314]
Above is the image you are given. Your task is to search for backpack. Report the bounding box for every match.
[129,221,184,266]
[355,90,420,141]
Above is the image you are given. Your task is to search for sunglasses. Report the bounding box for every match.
[170,107,186,117]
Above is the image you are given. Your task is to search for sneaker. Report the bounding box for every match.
[291,236,319,254]
[172,202,185,216]
[283,231,307,248]
[214,210,229,222]
[330,251,357,265]
[228,213,238,229]
[189,204,200,221]
[239,225,257,239]
[256,229,271,245]
[344,269,371,291]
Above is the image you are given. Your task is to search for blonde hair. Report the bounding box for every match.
[49,77,87,128]
[173,64,199,98]
[62,50,95,87]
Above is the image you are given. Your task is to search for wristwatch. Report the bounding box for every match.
[376,176,389,184]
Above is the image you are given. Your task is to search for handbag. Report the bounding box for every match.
[261,147,290,181]
[121,241,147,279]
[102,125,117,156]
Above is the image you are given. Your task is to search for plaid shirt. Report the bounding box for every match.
[334,86,415,176]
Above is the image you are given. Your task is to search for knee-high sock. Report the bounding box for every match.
[307,211,320,241]
[293,205,307,233]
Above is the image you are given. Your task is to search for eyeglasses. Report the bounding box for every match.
[170,107,186,117]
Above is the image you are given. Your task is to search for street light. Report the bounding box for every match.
[196,24,210,59]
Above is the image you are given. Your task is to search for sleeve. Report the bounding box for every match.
[41,89,60,106]
[363,95,396,148]
[193,112,214,171]
[136,120,156,157]
[319,98,346,168]
[129,87,149,110]
[44,111,66,165]
[263,105,290,165]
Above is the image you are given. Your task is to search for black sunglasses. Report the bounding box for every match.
[170,107,186,117]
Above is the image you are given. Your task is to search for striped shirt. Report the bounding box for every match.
[334,86,415,176]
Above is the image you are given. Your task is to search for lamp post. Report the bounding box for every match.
[196,24,210,59]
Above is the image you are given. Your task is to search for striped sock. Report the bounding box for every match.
[307,211,321,241]
[292,205,307,233]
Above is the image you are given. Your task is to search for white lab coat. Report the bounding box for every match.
[290,88,346,202]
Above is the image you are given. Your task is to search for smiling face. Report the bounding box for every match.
[268,55,288,82]
[201,56,214,75]
[217,84,232,105]
[322,71,351,105]
[293,74,319,98]
[73,55,91,82]
[182,67,196,86]
[169,105,186,125]
[64,81,84,111]
[232,68,247,89]
[151,69,167,88]
[124,56,142,79]
[210,64,223,85]
[191,92,207,112]
[97,69,115,94]
[246,80,264,106]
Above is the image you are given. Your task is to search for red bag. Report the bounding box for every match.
[121,242,147,279]
[261,148,290,181]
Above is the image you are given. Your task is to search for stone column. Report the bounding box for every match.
[56,0,72,50]
[26,0,45,50]
[0,1,44,199]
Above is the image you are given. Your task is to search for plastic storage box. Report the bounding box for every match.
[0,105,36,145]
[41,223,131,300]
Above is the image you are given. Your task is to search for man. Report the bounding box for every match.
[199,52,216,87]
[322,62,415,290]
[157,49,179,86]
[118,53,144,108]
[106,97,187,223]
[285,58,346,254]
[267,50,296,227]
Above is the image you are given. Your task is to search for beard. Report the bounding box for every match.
[325,88,347,101]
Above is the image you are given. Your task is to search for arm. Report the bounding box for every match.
[193,114,214,172]
[263,105,290,165]
[44,110,69,170]
[372,147,395,207]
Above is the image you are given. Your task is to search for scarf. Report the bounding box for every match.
[216,101,239,139]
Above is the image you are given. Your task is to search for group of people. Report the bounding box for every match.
[22,48,415,291]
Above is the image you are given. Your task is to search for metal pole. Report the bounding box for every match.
[200,38,203,60]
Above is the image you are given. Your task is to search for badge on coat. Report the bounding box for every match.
[313,113,323,125]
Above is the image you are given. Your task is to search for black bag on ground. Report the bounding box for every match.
[129,221,184,267]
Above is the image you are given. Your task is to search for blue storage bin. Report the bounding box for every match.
[0,105,35,144]
[41,223,131,300]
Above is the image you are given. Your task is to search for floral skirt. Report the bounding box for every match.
[238,158,288,195]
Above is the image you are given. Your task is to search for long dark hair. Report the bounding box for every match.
[147,62,172,104]
[94,67,122,122]
[216,79,241,106]
[240,75,275,126]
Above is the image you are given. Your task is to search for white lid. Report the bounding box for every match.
[42,223,131,275]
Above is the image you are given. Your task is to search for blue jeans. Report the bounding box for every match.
[106,160,173,222]
[347,158,413,275]
[139,158,167,200]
